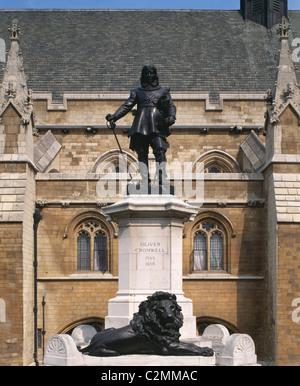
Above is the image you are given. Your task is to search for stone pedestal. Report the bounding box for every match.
[102,195,198,339]
[43,334,215,366]
[43,326,260,366]
[217,334,258,366]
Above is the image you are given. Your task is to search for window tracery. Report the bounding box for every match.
[193,220,226,271]
[76,220,109,273]
[193,150,241,174]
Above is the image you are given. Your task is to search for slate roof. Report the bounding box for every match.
[0,9,299,101]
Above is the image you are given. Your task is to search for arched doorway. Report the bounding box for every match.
[58,317,104,335]
[196,316,240,336]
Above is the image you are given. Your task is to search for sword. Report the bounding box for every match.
[106,119,133,182]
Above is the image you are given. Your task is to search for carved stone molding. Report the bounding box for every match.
[265,17,300,129]
[63,209,118,239]
[36,200,48,208]
[46,336,67,357]
[44,334,83,366]
[0,20,33,123]
[218,333,258,366]
[248,199,265,208]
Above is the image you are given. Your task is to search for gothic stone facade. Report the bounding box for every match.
[0,7,300,366]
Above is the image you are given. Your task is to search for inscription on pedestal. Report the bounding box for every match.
[135,239,168,270]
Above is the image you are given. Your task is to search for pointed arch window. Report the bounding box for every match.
[94,230,108,272]
[90,149,139,175]
[76,221,109,273]
[208,166,221,173]
[210,232,223,270]
[77,231,91,270]
[193,231,207,270]
[193,150,240,174]
[193,221,226,271]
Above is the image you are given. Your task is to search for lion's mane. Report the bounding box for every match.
[130,291,184,350]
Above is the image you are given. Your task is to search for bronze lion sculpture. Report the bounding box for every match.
[79,291,214,357]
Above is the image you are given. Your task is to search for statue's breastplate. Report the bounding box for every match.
[136,87,165,109]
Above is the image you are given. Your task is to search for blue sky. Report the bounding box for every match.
[0,0,299,10]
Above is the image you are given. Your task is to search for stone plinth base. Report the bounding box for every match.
[75,354,215,367]
[102,195,199,340]
[217,334,259,366]
[43,325,261,367]
[43,334,215,367]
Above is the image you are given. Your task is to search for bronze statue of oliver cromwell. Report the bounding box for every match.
[106,65,176,186]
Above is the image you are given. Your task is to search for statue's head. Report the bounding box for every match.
[140,65,159,87]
